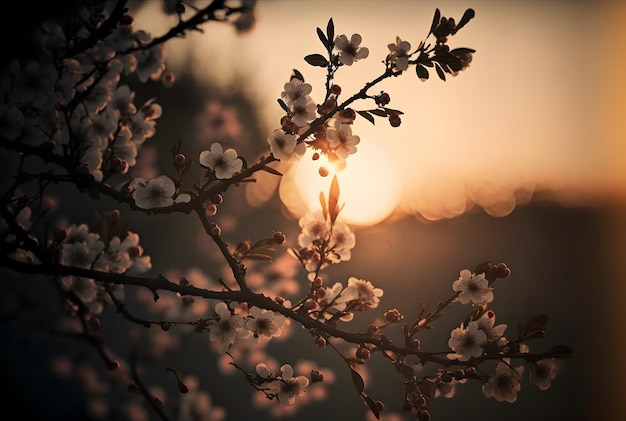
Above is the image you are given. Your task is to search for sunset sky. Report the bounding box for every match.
[134,0,626,225]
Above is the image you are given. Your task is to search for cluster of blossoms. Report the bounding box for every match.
[0,2,171,183]
[292,209,356,275]
[57,214,151,315]
[444,267,560,404]
[129,141,243,209]
[0,3,572,420]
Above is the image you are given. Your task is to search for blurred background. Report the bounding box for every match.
[2,1,626,420]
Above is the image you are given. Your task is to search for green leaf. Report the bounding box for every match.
[364,395,380,419]
[519,314,549,340]
[395,363,415,380]
[319,192,328,220]
[261,166,283,176]
[357,110,375,125]
[383,107,404,115]
[368,108,388,117]
[416,64,429,80]
[435,63,446,81]
[316,27,328,47]
[351,369,365,393]
[326,18,335,47]
[430,9,441,36]
[277,99,290,113]
[304,53,329,68]
[418,379,434,398]
[549,345,573,358]
[328,175,340,224]
[291,69,305,82]
[453,9,476,35]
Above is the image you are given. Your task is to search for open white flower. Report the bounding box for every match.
[246,306,286,339]
[131,175,175,209]
[482,359,523,403]
[208,302,249,353]
[387,36,412,71]
[448,321,487,361]
[281,78,312,107]
[275,364,309,406]
[343,277,383,310]
[334,34,369,66]
[267,129,305,162]
[199,142,243,179]
[530,359,558,391]
[326,121,360,160]
[452,269,494,305]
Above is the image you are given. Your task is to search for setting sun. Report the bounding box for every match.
[279,139,402,226]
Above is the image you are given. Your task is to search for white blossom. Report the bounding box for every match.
[452,269,494,305]
[199,143,243,179]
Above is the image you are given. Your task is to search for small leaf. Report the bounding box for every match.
[351,369,365,393]
[319,192,328,220]
[452,9,476,34]
[450,47,476,56]
[549,345,573,358]
[435,63,446,81]
[364,395,380,419]
[304,53,329,68]
[383,107,404,115]
[326,18,335,47]
[357,110,375,125]
[416,64,429,80]
[291,68,305,82]
[261,166,283,176]
[519,314,549,340]
[395,363,415,380]
[430,8,441,36]
[418,379,434,398]
[277,99,290,113]
[316,27,328,46]
[368,108,388,117]
[328,175,340,224]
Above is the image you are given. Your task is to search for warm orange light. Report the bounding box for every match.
[279,140,402,227]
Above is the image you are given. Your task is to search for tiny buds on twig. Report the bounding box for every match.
[340,108,356,121]
[356,347,371,361]
[311,369,324,383]
[409,338,421,350]
[162,71,176,88]
[312,276,323,288]
[330,84,342,95]
[388,113,401,127]
[107,209,120,223]
[384,308,403,323]
[88,316,100,330]
[315,337,327,348]
[161,322,172,331]
[179,276,189,285]
[319,166,329,177]
[312,152,320,161]
[272,231,286,245]
[174,153,186,166]
[211,193,223,204]
[376,92,391,106]
[205,204,218,217]
[304,300,318,311]
[315,287,326,299]
[108,360,120,371]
